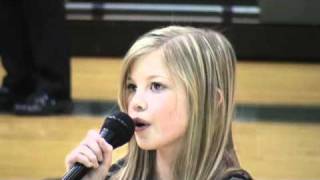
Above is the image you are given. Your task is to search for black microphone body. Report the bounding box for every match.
[62,112,134,180]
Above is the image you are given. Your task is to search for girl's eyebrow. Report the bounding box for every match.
[128,75,170,81]
[126,76,136,82]
[146,75,170,81]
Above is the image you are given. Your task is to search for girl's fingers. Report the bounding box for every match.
[66,130,102,170]
[81,140,103,163]
[65,129,114,179]
[79,144,100,168]
[98,137,113,168]
[86,130,104,161]
[68,152,94,169]
[65,145,96,170]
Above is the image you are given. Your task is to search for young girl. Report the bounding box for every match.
[65,26,252,180]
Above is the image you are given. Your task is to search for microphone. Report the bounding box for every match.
[62,112,134,180]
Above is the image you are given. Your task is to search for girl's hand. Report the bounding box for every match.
[65,130,113,180]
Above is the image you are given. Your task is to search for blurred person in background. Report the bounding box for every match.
[0,0,72,115]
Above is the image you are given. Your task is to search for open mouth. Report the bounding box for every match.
[134,118,150,131]
[136,121,146,127]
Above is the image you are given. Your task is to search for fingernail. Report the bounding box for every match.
[88,163,93,168]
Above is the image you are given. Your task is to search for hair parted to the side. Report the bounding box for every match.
[114,26,239,180]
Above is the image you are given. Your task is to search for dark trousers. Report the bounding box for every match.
[0,0,71,100]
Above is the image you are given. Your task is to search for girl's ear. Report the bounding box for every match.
[217,89,224,105]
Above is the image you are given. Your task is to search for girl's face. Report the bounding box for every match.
[127,50,188,151]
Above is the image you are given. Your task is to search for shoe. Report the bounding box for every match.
[0,86,15,112]
[14,91,73,115]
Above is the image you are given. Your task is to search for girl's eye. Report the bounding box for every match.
[151,82,166,92]
[127,83,136,93]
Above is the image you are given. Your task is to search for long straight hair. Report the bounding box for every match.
[113,26,239,180]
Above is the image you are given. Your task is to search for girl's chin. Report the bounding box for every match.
[136,141,157,150]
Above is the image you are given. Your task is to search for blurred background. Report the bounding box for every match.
[0,0,320,179]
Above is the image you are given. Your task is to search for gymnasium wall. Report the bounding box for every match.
[65,0,320,61]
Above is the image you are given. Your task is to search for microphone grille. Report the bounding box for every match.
[102,112,134,148]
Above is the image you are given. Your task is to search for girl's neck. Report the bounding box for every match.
[156,150,174,180]
[155,143,182,180]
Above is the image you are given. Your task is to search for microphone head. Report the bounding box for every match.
[101,112,134,148]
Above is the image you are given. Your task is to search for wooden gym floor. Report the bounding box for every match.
[0,57,320,180]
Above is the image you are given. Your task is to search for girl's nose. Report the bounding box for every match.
[130,92,147,112]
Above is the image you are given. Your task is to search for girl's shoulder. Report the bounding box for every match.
[221,168,253,180]
[106,159,253,180]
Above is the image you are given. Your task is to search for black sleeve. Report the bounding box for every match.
[221,168,253,180]
[105,158,126,180]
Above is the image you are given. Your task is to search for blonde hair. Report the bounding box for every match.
[114,26,239,180]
